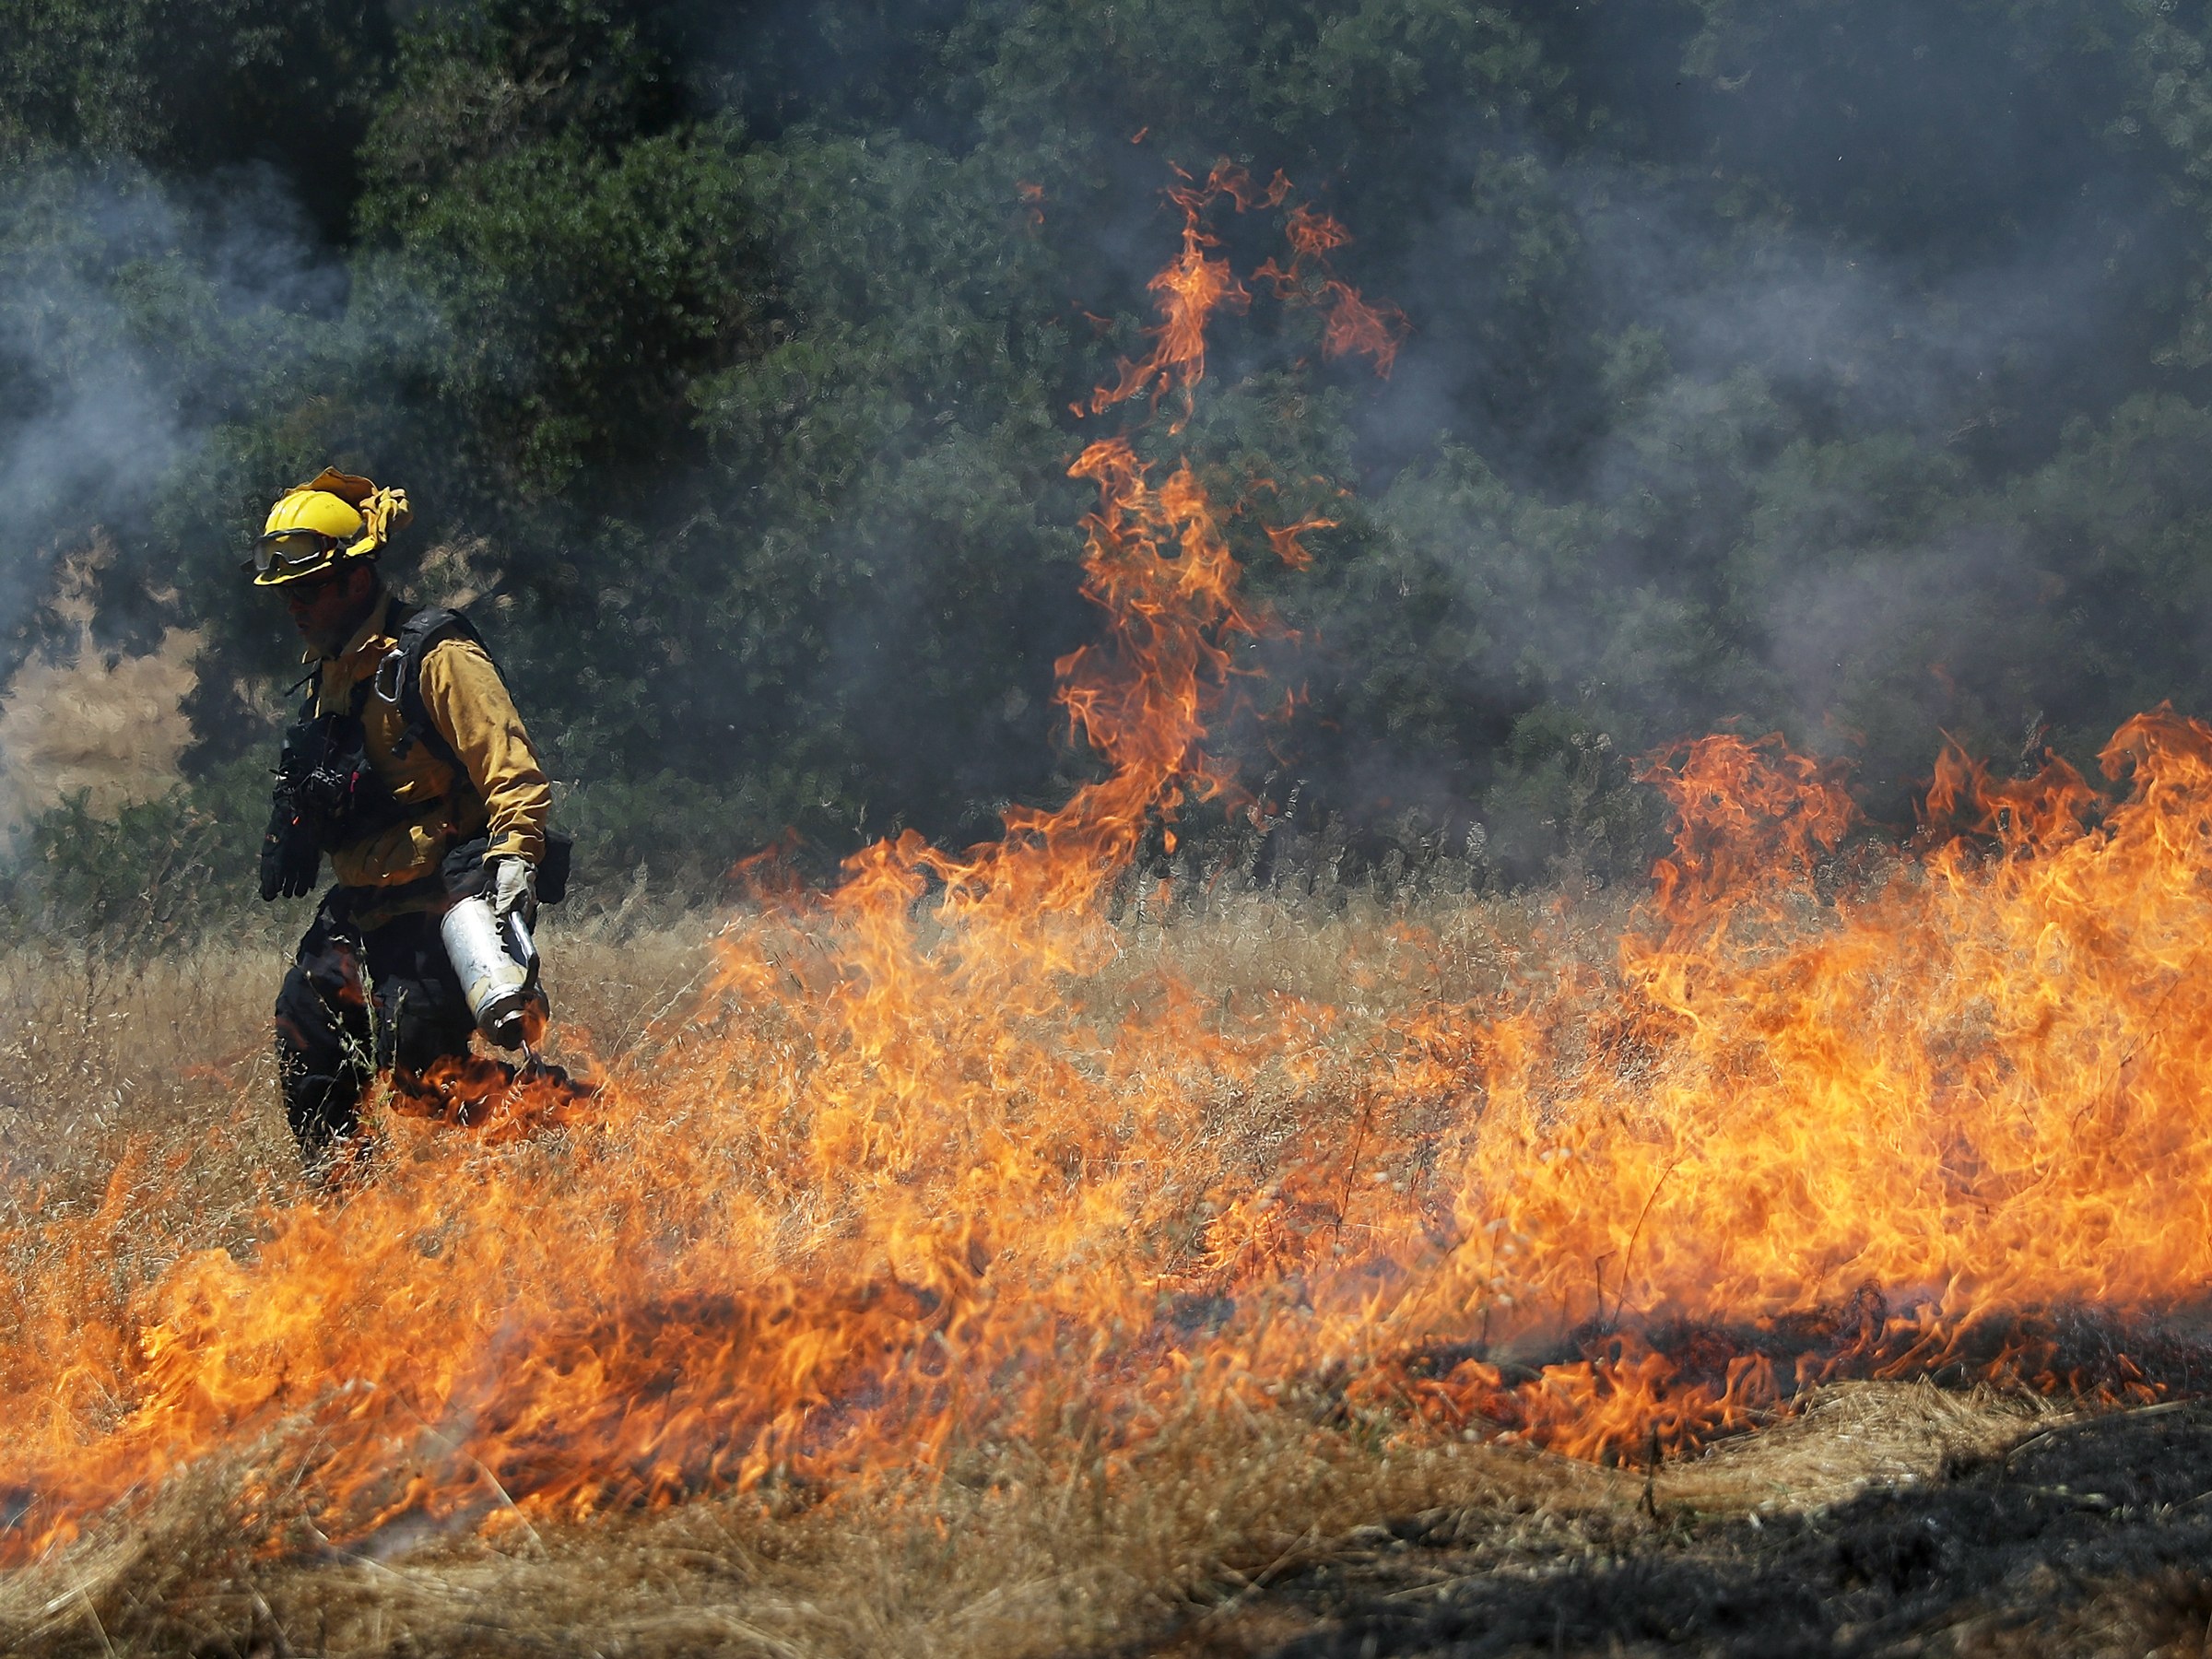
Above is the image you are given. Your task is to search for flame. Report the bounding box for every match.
[11,172,2212,1568]
[1253,203,1407,375]
[1088,164,1253,424]
[1369,710,2212,1456]
[1642,731,1856,923]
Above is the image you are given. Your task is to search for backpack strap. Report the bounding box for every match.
[371,602,569,896]
[376,603,489,772]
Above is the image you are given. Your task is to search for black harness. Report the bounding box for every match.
[261,606,503,901]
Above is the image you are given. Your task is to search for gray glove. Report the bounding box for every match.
[489,854,538,930]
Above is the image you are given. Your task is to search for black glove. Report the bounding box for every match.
[259,799,321,900]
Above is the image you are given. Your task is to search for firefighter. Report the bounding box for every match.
[251,468,555,1171]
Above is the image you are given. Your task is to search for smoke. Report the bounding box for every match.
[1582,164,2174,453]
[7,2,2206,875]
[0,163,348,836]
[1286,31,2197,856]
[0,163,345,641]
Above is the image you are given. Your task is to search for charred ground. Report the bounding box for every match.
[1175,1397,2212,1658]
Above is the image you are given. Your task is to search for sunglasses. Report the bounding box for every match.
[253,528,344,579]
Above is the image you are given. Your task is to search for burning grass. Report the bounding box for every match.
[0,894,2116,1659]
[18,716,2212,1658]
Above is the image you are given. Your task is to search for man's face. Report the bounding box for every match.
[283,566,373,656]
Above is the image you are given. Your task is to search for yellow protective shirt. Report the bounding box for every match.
[311,590,551,905]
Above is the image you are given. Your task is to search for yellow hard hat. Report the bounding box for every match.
[245,467,412,586]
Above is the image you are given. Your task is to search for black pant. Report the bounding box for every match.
[275,890,476,1164]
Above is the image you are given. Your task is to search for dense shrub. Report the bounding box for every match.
[7,0,2212,910]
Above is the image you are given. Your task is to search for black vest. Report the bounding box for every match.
[273,605,486,854]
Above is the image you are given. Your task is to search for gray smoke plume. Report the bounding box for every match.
[0,162,345,665]
[0,162,359,842]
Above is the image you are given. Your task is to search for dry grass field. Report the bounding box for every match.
[18,97,2212,1652]
[7,878,2209,1659]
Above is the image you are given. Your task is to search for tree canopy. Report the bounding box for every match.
[6,0,2212,887]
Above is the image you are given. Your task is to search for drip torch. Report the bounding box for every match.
[441,890,548,1052]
